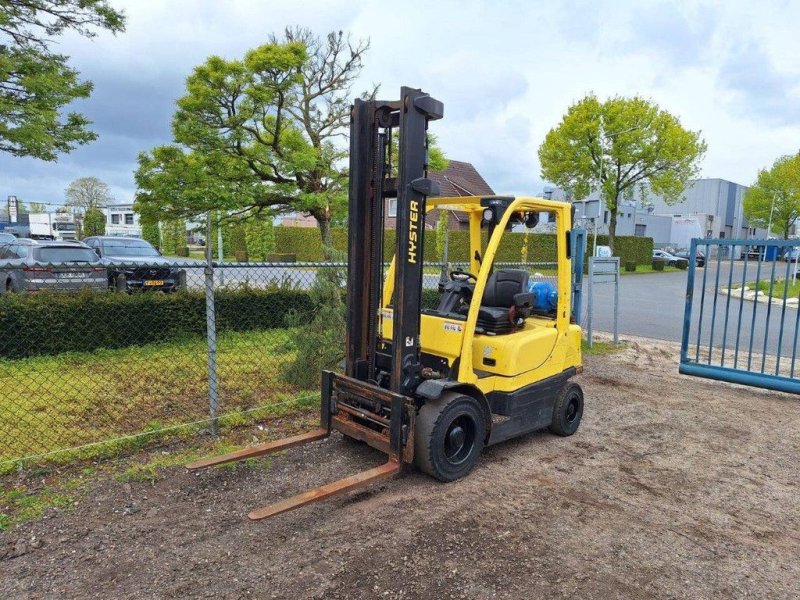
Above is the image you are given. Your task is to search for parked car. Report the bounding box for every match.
[784,247,800,262]
[83,236,186,292]
[0,232,16,245]
[0,239,107,293]
[652,249,681,266]
[674,249,705,267]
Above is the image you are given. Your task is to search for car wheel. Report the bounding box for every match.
[549,383,584,437]
[414,392,486,482]
[115,274,128,293]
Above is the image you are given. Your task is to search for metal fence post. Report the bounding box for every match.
[587,257,594,348]
[205,212,219,435]
[613,264,619,345]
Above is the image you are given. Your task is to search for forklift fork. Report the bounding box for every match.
[185,372,409,520]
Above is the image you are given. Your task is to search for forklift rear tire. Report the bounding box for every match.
[549,382,584,437]
[414,392,485,482]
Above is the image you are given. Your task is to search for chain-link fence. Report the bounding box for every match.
[0,256,558,468]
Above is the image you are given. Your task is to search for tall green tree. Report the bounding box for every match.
[65,176,114,212]
[135,28,371,254]
[0,0,125,160]
[539,94,706,252]
[743,154,800,239]
[83,207,105,236]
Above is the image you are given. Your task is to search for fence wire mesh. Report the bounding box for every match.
[0,254,559,467]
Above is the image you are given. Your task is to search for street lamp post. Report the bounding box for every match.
[767,193,777,237]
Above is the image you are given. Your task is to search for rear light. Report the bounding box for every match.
[91,267,106,273]
[23,266,52,273]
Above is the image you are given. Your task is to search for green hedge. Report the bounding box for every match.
[0,289,314,359]
[274,226,652,266]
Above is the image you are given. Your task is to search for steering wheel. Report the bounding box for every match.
[449,270,478,283]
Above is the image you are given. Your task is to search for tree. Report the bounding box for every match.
[743,154,800,239]
[0,1,125,160]
[65,176,114,212]
[140,218,160,249]
[539,95,706,252]
[135,28,371,254]
[83,208,105,236]
[27,201,46,213]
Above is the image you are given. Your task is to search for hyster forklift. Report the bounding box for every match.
[187,87,586,520]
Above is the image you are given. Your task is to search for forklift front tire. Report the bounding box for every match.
[549,382,584,437]
[414,392,485,482]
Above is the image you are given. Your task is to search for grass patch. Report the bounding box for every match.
[0,476,88,531]
[620,264,683,275]
[0,329,315,465]
[733,278,800,298]
[582,339,627,356]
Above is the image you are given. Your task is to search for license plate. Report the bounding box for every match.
[58,272,84,279]
[144,280,164,286]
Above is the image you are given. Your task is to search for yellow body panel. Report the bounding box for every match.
[381,195,582,396]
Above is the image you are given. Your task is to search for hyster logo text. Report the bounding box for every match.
[408,200,419,264]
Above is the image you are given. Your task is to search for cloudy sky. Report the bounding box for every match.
[2,0,800,209]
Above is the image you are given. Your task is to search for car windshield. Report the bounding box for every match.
[103,239,159,257]
[35,247,98,263]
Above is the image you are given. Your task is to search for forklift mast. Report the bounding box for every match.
[345,87,444,396]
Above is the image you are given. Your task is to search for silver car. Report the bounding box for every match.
[0,239,107,293]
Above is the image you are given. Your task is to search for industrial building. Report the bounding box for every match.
[557,178,770,254]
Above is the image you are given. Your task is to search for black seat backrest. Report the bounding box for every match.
[482,269,529,308]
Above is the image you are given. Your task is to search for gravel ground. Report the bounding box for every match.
[2,336,798,599]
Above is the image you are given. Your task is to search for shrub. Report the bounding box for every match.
[624,261,637,272]
[274,226,653,266]
[176,247,189,257]
[652,260,665,271]
[282,259,346,387]
[0,288,315,359]
[83,209,106,237]
[266,253,297,263]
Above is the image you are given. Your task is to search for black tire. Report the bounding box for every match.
[414,392,485,482]
[114,274,128,293]
[549,382,584,437]
[5,278,14,293]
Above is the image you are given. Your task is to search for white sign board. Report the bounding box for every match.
[7,195,18,223]
[595,245,612,258]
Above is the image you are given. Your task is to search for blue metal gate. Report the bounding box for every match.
[680,238,800,394]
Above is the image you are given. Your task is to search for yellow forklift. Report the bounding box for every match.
[187,87,586,520]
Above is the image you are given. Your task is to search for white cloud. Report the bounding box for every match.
[2,0,799,206]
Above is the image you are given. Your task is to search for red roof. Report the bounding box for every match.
[429,160,494,198]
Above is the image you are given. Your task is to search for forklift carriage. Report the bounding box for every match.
[186,87,586,520]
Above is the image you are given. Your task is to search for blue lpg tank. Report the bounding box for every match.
[528,280,558,312]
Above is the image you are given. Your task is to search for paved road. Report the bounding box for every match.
[585,261,800,363]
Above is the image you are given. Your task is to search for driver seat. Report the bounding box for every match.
[477,269,529,334]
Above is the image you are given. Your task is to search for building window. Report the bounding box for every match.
[604,211,609,224]
[125,213,134,225]
[111,214,121,225]
[388,199,397,217]
[634,224,646,237]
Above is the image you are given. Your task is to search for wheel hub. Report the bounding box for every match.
[566,396,580,423]
[447,425,466,453]
[444,416,476,464]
